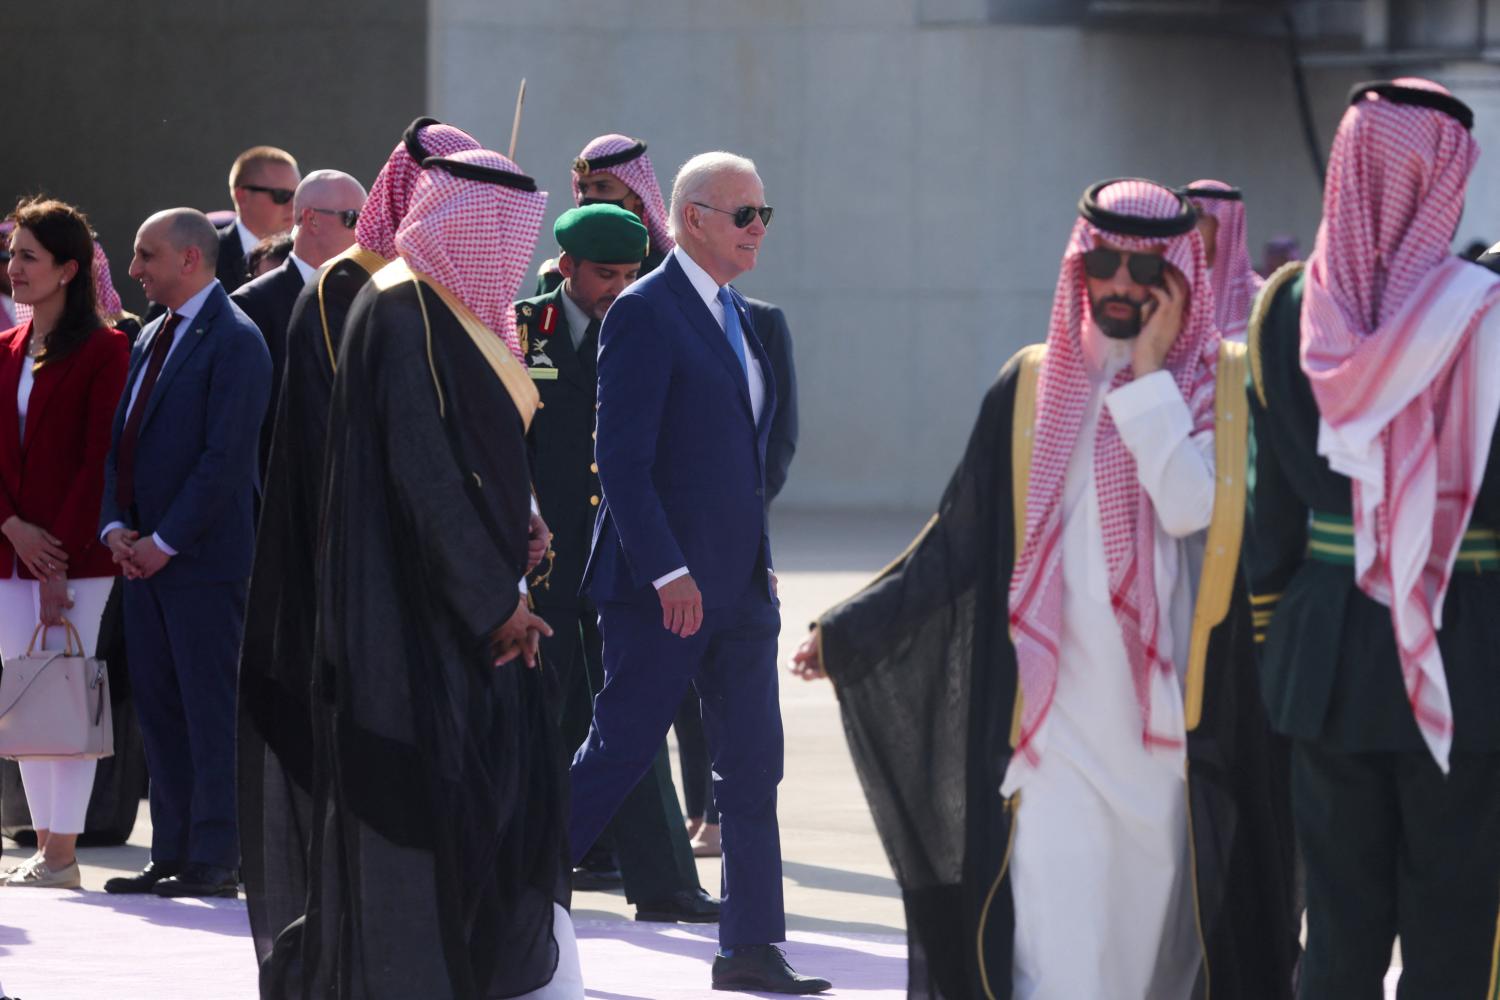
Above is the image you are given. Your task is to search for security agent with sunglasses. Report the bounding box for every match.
[792,178,1299,998]
[570,152,831,995]
[231,169,366,475]
[217,145,300,293]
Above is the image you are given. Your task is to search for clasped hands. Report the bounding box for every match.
[490,596,553,669]
[104,527,171,580]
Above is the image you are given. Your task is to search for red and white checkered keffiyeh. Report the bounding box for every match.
[1300,78,1500,771]
[395,148,548,361]
[13,240,121,325]
[572,134,674,256]
[357,121,481,262]
[1008,179,1220,763]
[1187,180,1263,341]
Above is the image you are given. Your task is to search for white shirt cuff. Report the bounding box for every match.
[653,566,690,589]
[518,577,529,595]
[152,533,177,557]
[101,521,126,544]
[1103,369,1185,426]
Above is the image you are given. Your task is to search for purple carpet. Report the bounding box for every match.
[0,889,907,998]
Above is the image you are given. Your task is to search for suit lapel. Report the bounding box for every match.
[140,285,219,431]
[545,288,589,391]
[21,343,82,454]
[0,328,26,478]
[664,256,754,421]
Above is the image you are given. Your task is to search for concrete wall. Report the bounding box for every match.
[430,0,1368,511]
[2,2,429,315]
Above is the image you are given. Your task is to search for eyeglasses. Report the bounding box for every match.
[238,184,296,205]
[1081,247,1166,287]
[308,207,361,230]
[691,202,773,229]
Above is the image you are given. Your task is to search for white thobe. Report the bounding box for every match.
[1003,332,1216,1000]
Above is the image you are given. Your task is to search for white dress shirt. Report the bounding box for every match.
[17,352,33,441]
[651,248,769,590]
[235,218,258,258]
[101,279,220,555]
[288,253,315,284]
[559,281,593,352]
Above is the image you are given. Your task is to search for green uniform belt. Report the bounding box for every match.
[1307,512,1500,571]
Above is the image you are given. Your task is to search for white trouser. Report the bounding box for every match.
[514,904,584,999]
[0,576,112,835]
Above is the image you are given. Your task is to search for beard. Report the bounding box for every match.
[1091,295,1143,340]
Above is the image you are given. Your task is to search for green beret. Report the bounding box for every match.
[554,204,649,264]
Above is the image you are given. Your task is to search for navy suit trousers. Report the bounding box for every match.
[123,576,246,868]
[569,578,785,947]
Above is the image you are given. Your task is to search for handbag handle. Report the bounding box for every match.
[26,618,84,658]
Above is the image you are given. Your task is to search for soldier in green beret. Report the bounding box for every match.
[517,204,721,924]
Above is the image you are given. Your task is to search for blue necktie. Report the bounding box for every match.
[717,287,749,378]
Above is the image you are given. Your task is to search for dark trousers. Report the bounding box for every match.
[1292,740,1500,999]
[569,583,785,947]
[542,603,699,903]
[123,576,246,868]
[675,694,718,825]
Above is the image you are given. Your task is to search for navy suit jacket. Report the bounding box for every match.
[99,280,272,584]
[584,252,777,610]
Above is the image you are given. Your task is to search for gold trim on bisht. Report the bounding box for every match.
[1247,260,1304,409]
[371,259,541,432]
[318,244,387,372]
[1184,339,1249,731]
[1009,343,1047,748]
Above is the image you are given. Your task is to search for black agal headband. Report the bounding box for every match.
[573,140,648,176]
[403,116,444,162]
[1182,185,1242,202]
[422,156,538,192]
[1078,179,1198,239]
[1348,81,1474,130]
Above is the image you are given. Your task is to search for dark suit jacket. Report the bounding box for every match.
[215,222,250,294]
[99,281,272,584]
[231,257,306,471]
[744,298,797,504]
[0,324,130,579]
[583,252,777,609]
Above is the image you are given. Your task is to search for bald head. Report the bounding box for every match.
[129,208,218,309]
[292,169,368,267]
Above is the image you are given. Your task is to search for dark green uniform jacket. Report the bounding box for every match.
[819,343,1298,1000]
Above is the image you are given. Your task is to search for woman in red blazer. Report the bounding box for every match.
[0,197,129,889]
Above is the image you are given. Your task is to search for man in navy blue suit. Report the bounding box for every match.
[571,152,829,994]
[99,208,271,898]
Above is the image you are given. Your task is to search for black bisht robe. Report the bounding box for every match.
[296,272,562,999]
[818,349,1298,1000]
[238,247,387,976]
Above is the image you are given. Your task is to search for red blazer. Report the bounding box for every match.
[0,322,131,580]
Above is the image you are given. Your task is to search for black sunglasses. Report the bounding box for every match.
[691,201,773,229]
[1081,247,1166,287]
[238,183,296,205]
[308,207,360,230]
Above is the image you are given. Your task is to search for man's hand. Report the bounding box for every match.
[105,527,142,579]
[1133,268,1188,376]
[490,596,554,669]
[526,511,552,573]
[38,576,74,627]
[770,571,779,600]
[658,574,703,638]
[3,516,69,582]
[128,536,172,579]
[789,628,827,681]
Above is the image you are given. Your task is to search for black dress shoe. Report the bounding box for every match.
[152,863,239,898]
[634,887,722,923]
[571,859,624,892]
[104,861,181,894]
[711,945,831,994]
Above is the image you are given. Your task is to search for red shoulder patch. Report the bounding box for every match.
[539,304,558,335]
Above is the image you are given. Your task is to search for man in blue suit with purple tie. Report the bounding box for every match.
[571,152,829,995]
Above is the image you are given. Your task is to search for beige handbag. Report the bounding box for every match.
[0,619,114,761]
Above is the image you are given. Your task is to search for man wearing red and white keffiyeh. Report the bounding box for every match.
[1246,78,1500,998]
[1185,180,1263,340]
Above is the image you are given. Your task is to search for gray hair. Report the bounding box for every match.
[668,152,760,242]
[293,169,367,214]
[144,208,219,268]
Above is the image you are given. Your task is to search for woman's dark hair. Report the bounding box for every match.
[7,196,102,365]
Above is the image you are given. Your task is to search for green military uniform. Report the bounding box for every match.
[519,206,706,913]
[1247,261,1500,998]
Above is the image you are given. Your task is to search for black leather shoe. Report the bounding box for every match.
[152,863,239,898]
[635,887,722,923]
[711,945,831,994]
[104,861,181,894]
